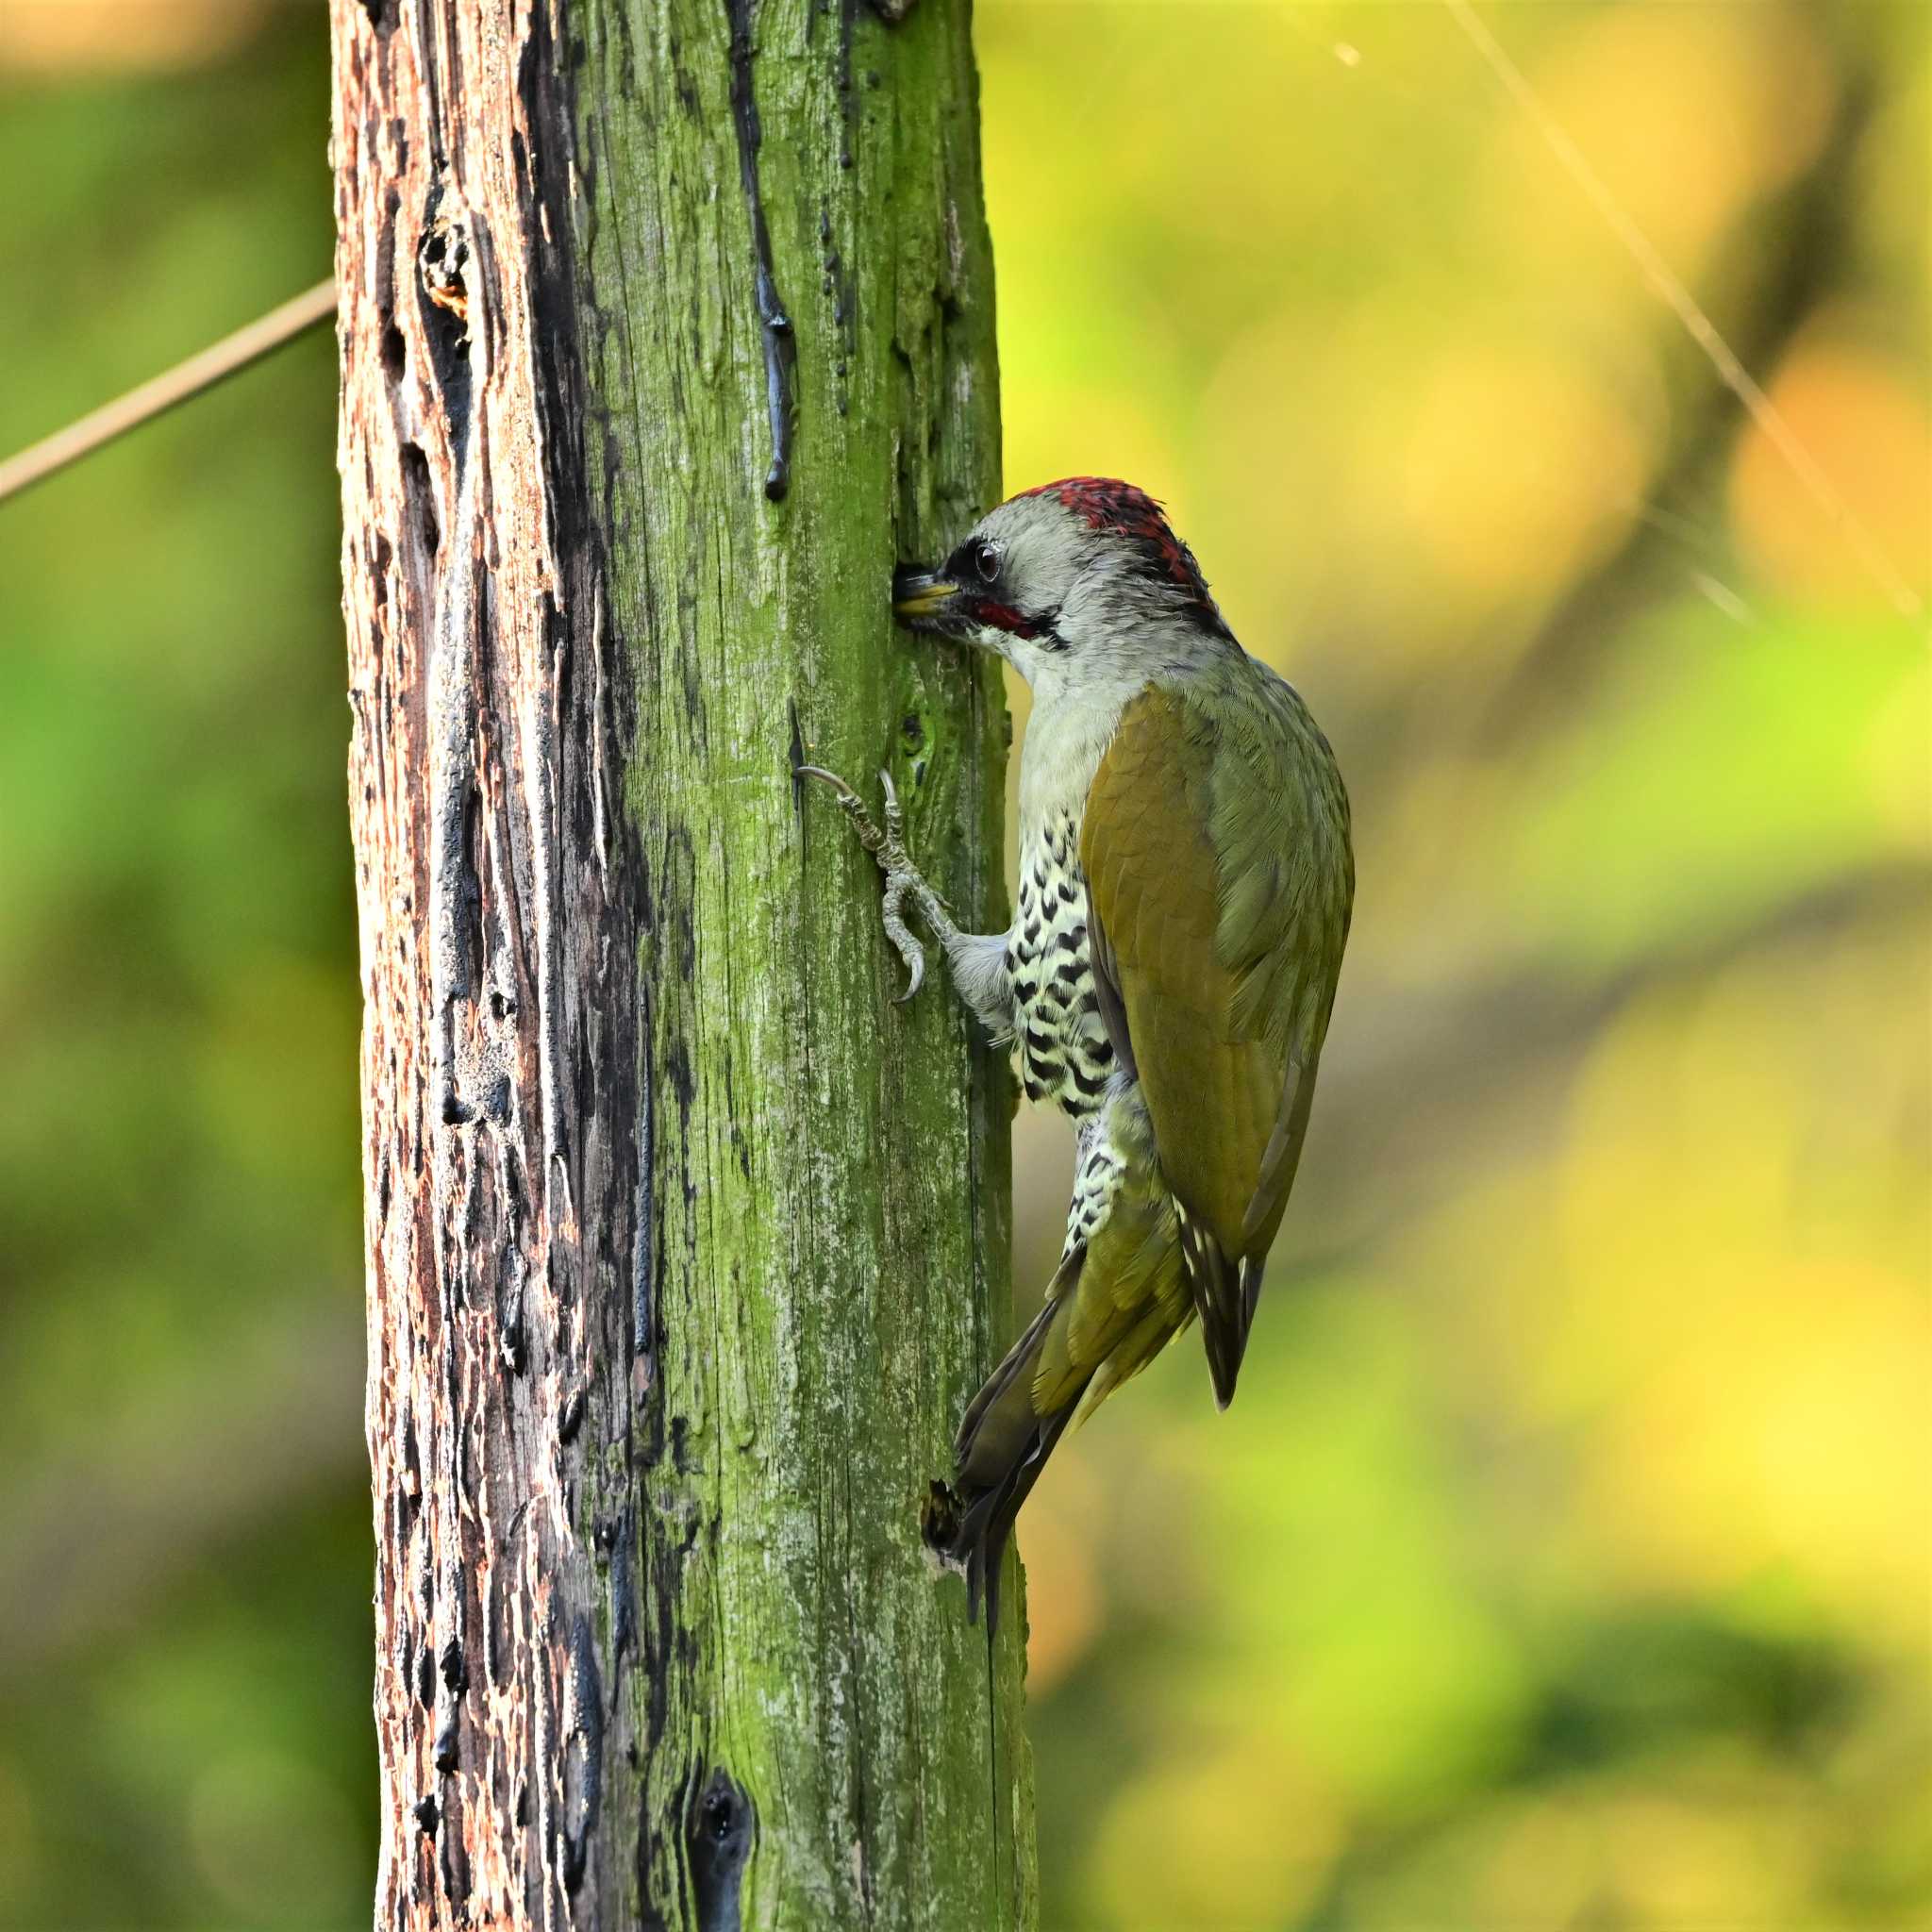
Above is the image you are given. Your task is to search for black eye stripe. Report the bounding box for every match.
[943,541,1065,648]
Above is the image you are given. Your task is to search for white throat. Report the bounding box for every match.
[1014,668,1131,844]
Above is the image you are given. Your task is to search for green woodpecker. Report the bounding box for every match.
[803,478,1353,1626]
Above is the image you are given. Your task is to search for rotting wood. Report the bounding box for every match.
[329,0,1033,1923]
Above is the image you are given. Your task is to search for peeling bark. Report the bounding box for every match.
[328,0,1031,1924]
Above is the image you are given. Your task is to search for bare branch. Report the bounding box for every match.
[0,277,335,508]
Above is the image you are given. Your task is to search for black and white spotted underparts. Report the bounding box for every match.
[1062,1122,1126,1265]
[1006,811,1116,1115]
[796,771,1136,1258]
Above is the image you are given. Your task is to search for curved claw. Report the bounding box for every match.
[881,877,926,1004]
[798,759,937,1004]
[794,763,856,802]
[797,763,891,862]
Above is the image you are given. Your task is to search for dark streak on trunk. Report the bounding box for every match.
[724,0,797,500]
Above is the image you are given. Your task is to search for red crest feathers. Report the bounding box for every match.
[1020,476,1217,609]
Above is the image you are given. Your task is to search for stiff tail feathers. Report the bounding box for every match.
[947,1268,1091,1635]
[1177,1202,1250,1408]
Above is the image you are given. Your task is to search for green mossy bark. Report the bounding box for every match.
[332,0,1030,1923]
[575,2,1030,1924]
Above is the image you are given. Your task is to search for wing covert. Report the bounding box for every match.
[1081,673,1351,1399]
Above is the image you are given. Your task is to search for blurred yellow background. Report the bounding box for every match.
[0,3,1925,1926]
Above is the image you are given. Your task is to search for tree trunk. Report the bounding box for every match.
[328,0,1030,1923]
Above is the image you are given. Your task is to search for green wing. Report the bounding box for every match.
[1081,668,1353,1403]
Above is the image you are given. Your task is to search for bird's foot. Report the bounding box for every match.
[796,765,954,1002]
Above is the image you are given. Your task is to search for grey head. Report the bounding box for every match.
[891,477,1234,691]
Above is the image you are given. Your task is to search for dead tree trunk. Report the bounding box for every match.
[328,0,1030,1923]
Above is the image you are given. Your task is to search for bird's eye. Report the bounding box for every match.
[971,541,1001,583]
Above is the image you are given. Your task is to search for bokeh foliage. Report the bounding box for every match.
[0,3,1924,1927]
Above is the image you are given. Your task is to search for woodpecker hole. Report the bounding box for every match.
[399,441,439,556]
[920,1477,962,1554]
[688,1766,754,1930]
[418,215,471,331]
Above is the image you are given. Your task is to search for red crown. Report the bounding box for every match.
[1020,476,1213,606]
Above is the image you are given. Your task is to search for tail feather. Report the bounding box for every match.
[949,1258,1092,1635]
[952,1274,1067,1460]
[1178,1203,1249,1408]
[944,1081,1192,1629]
[951,1403,1079,1632]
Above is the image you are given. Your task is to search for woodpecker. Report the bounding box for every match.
[802,478,1353,1627]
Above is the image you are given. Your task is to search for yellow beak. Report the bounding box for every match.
[891,569,961,622]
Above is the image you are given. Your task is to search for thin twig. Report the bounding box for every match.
[1441,0,1923,621]
[0,277,337,509]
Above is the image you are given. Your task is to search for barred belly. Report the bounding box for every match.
[1007,811,1117,1119]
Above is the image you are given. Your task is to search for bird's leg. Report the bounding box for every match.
[796,766,962,1002]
